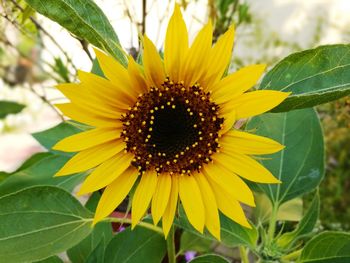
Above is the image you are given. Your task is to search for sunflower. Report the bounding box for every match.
[53,4,289,240]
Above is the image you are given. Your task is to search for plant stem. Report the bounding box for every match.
[267,203,279,242]
[103,217,163,235]
[166,226,176,263]
[239,246,249,263]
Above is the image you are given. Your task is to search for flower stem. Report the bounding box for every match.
[239,246,249,263]
[267,203,279,242]
[166,226,176,263]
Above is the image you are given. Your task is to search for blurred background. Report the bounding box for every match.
[0,0,349,237]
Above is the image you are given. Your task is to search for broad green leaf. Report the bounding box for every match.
[85,238,106,263]
[189,254,230,263]
[299,231,350,263]
[24,0,127,65]
[180,231,213,254]
[32,122,82,155]
[260,44,350,112]
[67,193,113,263]
[103,227,166,263]
[0,153,86,196]
[91,59,105,77]
[34,256,63,263]
[176,207,258,248]
[247,108,325,205]
[0,100,25,118]
[0,186,93,263]
[278,192,320,248]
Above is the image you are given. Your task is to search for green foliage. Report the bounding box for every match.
[277,192,320,249]
[0,100,25,119]
[0,186,93,263]
[247,108,325,205]
[177,207,258,249]
[24,0,127,66]
[260,45,350,112]
[34,256,64,263]
[189,254,230,263]
[180,232,213,254]
[299,232,350,262]
[103,227,167,263]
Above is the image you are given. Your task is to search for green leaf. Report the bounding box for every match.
[34,256,64,263]
[180,231,213,254]
[278,192,320,248]
[67,193,113,263]
[176,207,258,248]
[247,108,325,205]
[0,186,93,263]
[189,254,230,263]
[299,232,350,263]
[103,227,166,263]
[0,153,86,196]
[24,0,127,65]
[260,44,350,112]
[32,122,82,155]
[0,100,25,119]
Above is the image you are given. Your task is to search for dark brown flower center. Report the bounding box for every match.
[121,79,223,174]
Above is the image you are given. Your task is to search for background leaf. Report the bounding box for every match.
[189,254,230,263]
[103,227,166,263]
[24,0,127,65]
[0,186,93,263]
[180,231,213,254]
[260,44,350,112]
[0,153,86,196]
[247,108,325,205]
[176,207,258,248]
[0,100,25,119]
[299,231,350,263]
[34,256,63,263]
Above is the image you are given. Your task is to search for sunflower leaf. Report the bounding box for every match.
[23,0,127,66]
[0,186,93,263]
[189,254,230,263]
[103,226,167,263]
[0,100,25,119]
[260,44,350,112]
[247,108,325,205]
[299,231,350,262]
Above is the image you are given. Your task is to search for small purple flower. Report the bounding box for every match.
[118,226,126,232]
[185,251,196,262]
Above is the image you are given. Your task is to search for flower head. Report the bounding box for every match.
[53,4,289,240]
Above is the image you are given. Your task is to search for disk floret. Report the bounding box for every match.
[121,78,223,174]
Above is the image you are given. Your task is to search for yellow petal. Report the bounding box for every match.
[151,173,172,225]
[223,90,290,119]
[178,175,205,233]
[93,48,138,98]
[211,184,251,228]
[93,166,139,224]
[193,173,221,240]
[220,110,236,135]
[53,127,122,152]
[55,103,121,128]
[203,162,255,207]
[162,176,179,238]
[211,64,266,104]
[202,25,235,90]
[143,35,166,87]
[164,4,189,82]
[212,152,280,183]
[56,83,123,117]
[131,170,158,228]
[220,130,285,155]
[78,151,134,195]
[55,140,125,176]
[128,56,148,94]
[182,21,213,87]
[78,70,136,106]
